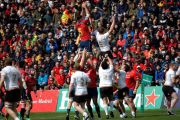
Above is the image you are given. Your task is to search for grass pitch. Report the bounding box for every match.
[2,109,180,120]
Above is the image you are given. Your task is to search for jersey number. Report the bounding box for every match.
[98,41,103,48]
[81,78,84,86]
[78,28,83,36]
[13,74,16,81]
[103,75,107,80]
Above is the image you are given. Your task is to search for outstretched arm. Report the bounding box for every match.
[108,16,115,34]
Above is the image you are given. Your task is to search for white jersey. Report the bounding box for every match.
[165,69,175,86]
[94,30,110,51]
[116,70,127,88]
[99,65,114,87]
[1,66,21,90]
[71,71,90,95]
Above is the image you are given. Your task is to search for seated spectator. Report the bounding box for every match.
[116,0,128,15]
[38,70,48,90]
[56,69,66,89]
[53,61,63,74]
[155,64,163,86]
[46,39,58,53]
[63,77,70,88]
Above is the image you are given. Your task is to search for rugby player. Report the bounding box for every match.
[93,16,115,59]
[66,49,89,120]
[0,58,23,120]
[84,59,101,119]
[24,69,37,120]
[115,64,136,118]
[76,2,92,53]
[17,61,27,120]
[99,55,114,119]
[163,63,179,115]
[0,87,5,117]
[126,61,139,112]
[68,62,91,120]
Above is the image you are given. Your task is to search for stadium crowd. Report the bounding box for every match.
[0,0,180,91]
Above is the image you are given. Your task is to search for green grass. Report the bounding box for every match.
[2,109,180,120]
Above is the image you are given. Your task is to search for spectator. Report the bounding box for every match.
[56,69,65,89]
[137,3,144,19]
[53,61,63,74]
[116,0,128,15]
[62,77,70,88]
[38,69,48,90]
[155,64,163,86]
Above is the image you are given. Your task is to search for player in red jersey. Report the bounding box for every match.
[17,61,27,120]
[24,69,37,120]
[125,61,140,118]
[76,2,92,53]
[84,59,101,119]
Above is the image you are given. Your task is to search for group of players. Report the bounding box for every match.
[65,2,180,120]
[0,60,36,120]
[64,2,139,120]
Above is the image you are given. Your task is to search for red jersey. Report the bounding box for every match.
[84,68,97,88]
[17,68,25,79]
[53,66,63,74]
[125,70,139,89]
[25,76,36,94]
[76,16,91,41]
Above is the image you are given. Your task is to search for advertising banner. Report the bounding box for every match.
[56,86,164,112]
[161,87,179,109]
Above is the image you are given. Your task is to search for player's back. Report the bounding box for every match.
[99,65,114,87]
[1,66,20,90]
[94,30,110,51]
[76,21,91,41]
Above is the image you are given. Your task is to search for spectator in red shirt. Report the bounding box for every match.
[168,38,177,51]
[53,61,63,74]
[0,45,6,60]
[133,58,144,71]
[162,34,170,47]
[56,69,65,89]
[1,36,9,45]
[130,43,137,53]
[116,34,125,47]
[157,25,166,38]
[112,46,122,59]
[127,52,135,62]
[134,36,143,47]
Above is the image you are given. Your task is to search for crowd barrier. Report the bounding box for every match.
[1,86,180,112]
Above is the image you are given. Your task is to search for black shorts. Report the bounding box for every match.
[87,87,98,99]
[101,51,113,59]
[5,89,20,103]
[118,87,129,100]
[73,95,88,103]
[100,87,113,99]
[162,86,176,97]
[21,88,26,100]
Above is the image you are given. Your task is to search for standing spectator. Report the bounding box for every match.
[33,7,43,25]
[137,4,144,19]
[43,9,53,25]
[45,55,55,73]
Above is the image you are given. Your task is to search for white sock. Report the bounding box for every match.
[103,104,109,115]
[131,111,135,116]
[73,54,79,62]
[109,101,114,111]
[83,112,87,116]
[15,117,20,120]
[123,113,127,116]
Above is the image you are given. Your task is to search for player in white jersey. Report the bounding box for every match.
[99,55,114,119]
[115,64,136,118]
[0,58,23,120]
[68,62,91,120]
[162,63,179,115]
[93,16,115,59]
